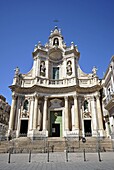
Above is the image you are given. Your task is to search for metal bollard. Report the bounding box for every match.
[66,149,68,162]
[47,142,49,162]
[83,149,86,161]
[98,149,101,162]
[8,151,11,163]
[29,150,31,163]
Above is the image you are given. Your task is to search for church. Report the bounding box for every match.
[8,26,105,139]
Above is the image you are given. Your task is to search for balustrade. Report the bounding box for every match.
[22,76,99,88]
[22,77,77,87]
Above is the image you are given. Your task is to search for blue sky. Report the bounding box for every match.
[0,0,114,105]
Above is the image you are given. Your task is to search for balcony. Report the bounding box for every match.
[103,93,114,110]
[22,77,77,88]
[79,78,99,87]
[21,76,99,88]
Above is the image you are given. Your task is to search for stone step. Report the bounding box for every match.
[0,137,112,153]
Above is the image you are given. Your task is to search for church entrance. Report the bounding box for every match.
[84,120,92,137]
[50,111,62,137]
[20,120,28,136]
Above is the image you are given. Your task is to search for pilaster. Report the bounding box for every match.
[8,93,17,135]
[33,93,39,129]
[43,96,48,131]
[29,96,34,130]
[73,95,79,134]
[96,94,104,136]
[64,96,69,131]
[91,97,98,136]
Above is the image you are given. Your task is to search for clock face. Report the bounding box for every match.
[49,48,63,61]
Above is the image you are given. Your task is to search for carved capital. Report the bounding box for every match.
[12,92,17,100]
[34,92,39,99]
[44,96,48,101]
[64,96,68,101]
[91,96,96,102]
[96,95,100,100]
[30,96,35,101]
[73,95,78,100]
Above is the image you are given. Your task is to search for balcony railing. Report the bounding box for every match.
[104,93,114,107]
[79,78,99,87]
[22,77,77,87]
[21,76,99,88]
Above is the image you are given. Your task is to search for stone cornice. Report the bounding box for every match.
[76,85,102,93]
[65,48,80,57]
[9,84,77,95]
[9,84,102,96]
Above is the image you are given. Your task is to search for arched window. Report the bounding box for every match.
[84,100,88,111]
[23,100,29,111]
[53,38,59,46]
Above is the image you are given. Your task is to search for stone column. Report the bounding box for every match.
[96,95,104,136]
[33,94,38,129]
[105,121,110,137]
[74,95,79,133]
[8,93,17,132]
[91,97,98,135]
[64,96,69,130]
[37,105,41,130]
[71,106,75,131]
[29,97,34,130]
[15,96,21,130]
[43,97,48,130]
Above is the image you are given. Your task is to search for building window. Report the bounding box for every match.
[53,38,59,46]
[23,100,29,111]
[84,100,88,112]
[53,67,59,79]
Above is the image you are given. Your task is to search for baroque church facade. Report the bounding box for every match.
[8,26,105,139]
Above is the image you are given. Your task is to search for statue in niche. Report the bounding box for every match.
[40,61,46,76]
[66,60,72,76]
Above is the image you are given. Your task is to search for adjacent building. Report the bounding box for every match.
[102,56,114,138]
[8,27,106,139]
[0,95,10,138]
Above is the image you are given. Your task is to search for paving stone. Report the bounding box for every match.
[0,152,114,170]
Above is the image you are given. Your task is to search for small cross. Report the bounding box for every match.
[53,19,59,23]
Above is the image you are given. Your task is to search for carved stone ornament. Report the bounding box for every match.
[21,109,29,118]
[83,112,91,118]
[50,98,62,108]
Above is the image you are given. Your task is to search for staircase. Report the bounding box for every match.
[0,137,113,153]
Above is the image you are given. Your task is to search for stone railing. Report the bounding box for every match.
[22,77,77,87]
[103,93,114,106]
[79,78,98,87]
[21,76,99,88]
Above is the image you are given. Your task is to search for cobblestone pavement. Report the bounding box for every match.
[0,152,114,170]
